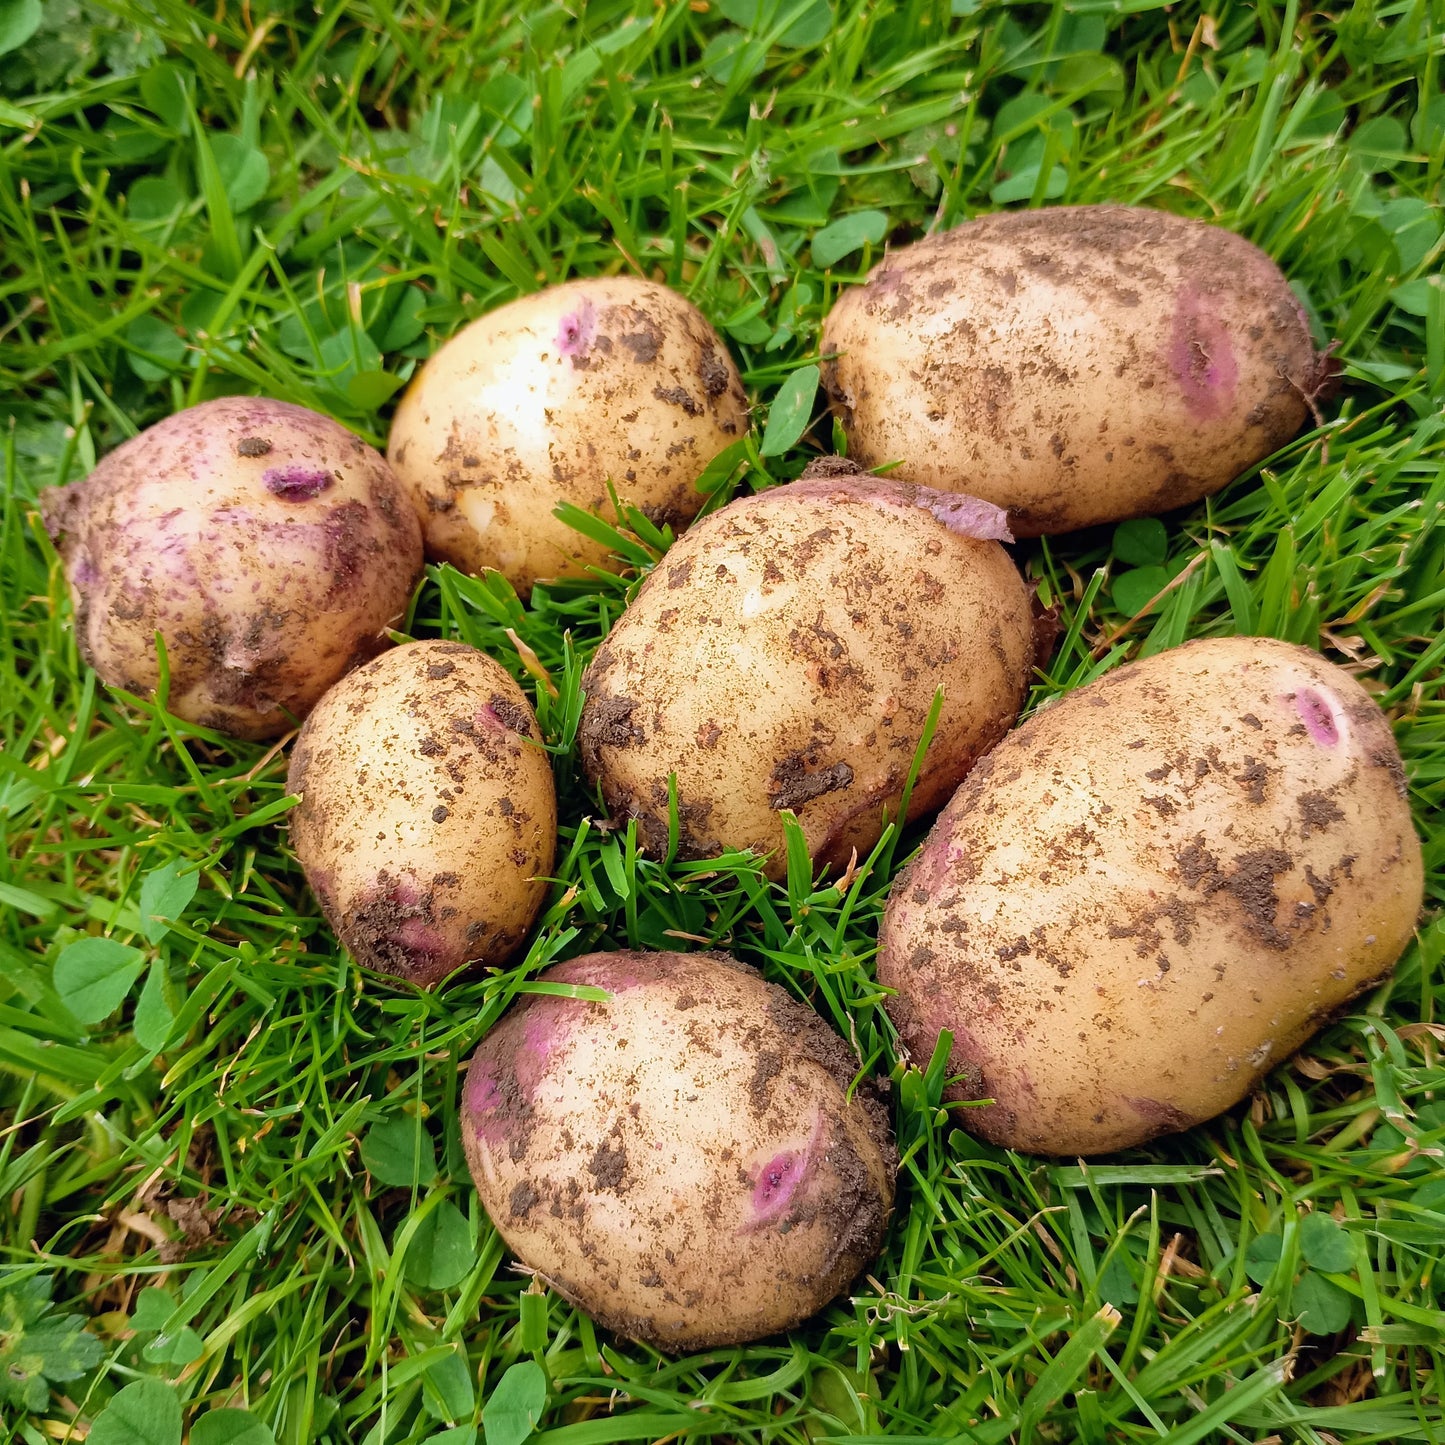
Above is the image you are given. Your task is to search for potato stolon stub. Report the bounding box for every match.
[40,396,423,741]
[820,205,1322,536]
[578,465,1037,879]
[286,639,556,988]
[386,275,749,595]
[461,950,897,1350]
[879,636,1424,1156]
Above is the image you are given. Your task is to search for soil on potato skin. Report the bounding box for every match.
[459,951,897,1349]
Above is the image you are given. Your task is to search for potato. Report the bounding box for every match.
[579,466,1036,878]
[820,206,1321,536]
[387,276,749,595]
[461,950,895,1349]
[879,636,1423,1155]
[286,640,555,988]
[40,396,422,740]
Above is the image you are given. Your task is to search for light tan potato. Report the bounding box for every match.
[879,636,1424,1155]
[40,397,422,740]
[578,467,1036,878]
[820,205,1321,536]
[461,950,896,1350]
[387,275,749,594]
[286,640,555,988]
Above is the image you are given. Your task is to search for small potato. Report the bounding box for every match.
[879,636,1424,1155]
[287,640,555,988]
[461,950,896,1350]
[579,466,1036,877]
[387,276,749,594]
[40,396,422,740]
[820,206,1321,535]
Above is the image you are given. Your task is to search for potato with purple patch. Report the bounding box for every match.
[40,396,422,740]
[287,640,555,988]
[879,636,1424,1156]
[579,463,1036,878]
[820,205,1323,536]
[387,275,749,595]
[461,950,896,1349]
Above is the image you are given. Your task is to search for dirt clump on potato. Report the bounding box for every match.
[41,396,422,740]
[821,205,1321,535]
[879,636,1423,1155]
[287,640,556,988]
[460,950,896,1349]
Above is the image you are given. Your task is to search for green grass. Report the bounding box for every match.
[2,0,1443,1441]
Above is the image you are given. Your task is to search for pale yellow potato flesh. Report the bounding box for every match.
[821,205,1319,535]
[461,950,896,1350]
[387,276,749,594]
[579,473,1035,878]
[287,640,555,988]
[880,636,1423,1155]
[40,396,422,740]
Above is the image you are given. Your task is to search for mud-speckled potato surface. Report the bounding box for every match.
[820,205,1321,536]
[579,466,1037,878]
[461,950,896,1349]
[39,396,423,740]
[879,636,1424,1155]
[387,276,749,594]
[287,640,556,988]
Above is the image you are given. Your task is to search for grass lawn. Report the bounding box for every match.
[2,0,1443,1441]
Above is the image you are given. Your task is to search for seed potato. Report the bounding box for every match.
[387,276,749,594]
[461,950,896,1350]
[287,640,556,988]
[579,466,1036,878]
[40,396,423,740]
[879,636,1423,1155]
[820,205,1321,536]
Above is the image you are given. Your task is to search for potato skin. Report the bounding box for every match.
[387,276,749,595]
[40,397,422,741]
[879,637,1423,1155]
[461,950,896,1350]
[286,640,555,988]
[820,206,1319,536]
[579,471,1035,878]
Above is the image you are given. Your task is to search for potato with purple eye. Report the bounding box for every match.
[460,950,896,1350]
[879,636,1424,1156]
[39,397,423,740]
[820,205,1322,536]
[578,465,1037,879]
[386,275,749,595]
[286,640,556,988]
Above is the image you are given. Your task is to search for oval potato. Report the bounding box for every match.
[579,469,1036,878]
[461,950,896,1349]
[820,205,1319,536]
[40,397,422,740]
[387,276,749,594]
[287,640,556,987]
[879,636,1423,1155]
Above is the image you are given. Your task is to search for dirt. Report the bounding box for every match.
[236,435,273,457]
[1298,789,1345,838]
[488,692,534,737]
[769,754,855,811]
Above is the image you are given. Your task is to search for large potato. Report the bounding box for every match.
[879,636,1423,1155]
[820,206,1320,536]
[579,468,1035,878]
[461,950,896,1349]
[287,640,555,987]
[387,276,749,595]
[40,397,422,740]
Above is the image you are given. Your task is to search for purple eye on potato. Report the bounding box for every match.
[459,950,896,1350]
